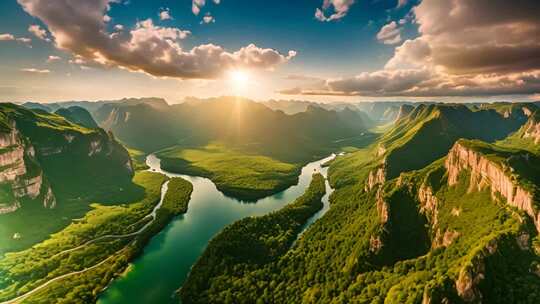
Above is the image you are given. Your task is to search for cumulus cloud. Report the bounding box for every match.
[20,68,50,74]
[404,0,540,74]
[376,21,402,45]
[159,8,172,20]
[17,0,295,79]
[284,0,540,97]
[315,0,355,22]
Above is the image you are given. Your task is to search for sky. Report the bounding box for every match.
[0,0,539,104]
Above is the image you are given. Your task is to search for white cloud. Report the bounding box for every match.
[17,0,295,79]
[192,0,205,15]
[315,0,355,22]
[28,24,50,42]
[20,68,51,74]
[202,13,215,24]
[0,33,32,46]
[47,55,61,62]
[284,0,540,98]
[376,21,402,45]
[159,8,172,21]
[0,33,15,41]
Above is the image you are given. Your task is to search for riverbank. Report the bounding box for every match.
[0,169,193,303]
[98,154,335,304]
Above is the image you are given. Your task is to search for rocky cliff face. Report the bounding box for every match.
[365,164,386,192]
[0,122,56,214]
[0,103,134,214]
[445,141,539,232]
[521,115,540,144]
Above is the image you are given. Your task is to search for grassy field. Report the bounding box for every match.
[0,171,195,303]
[157,142,301,201]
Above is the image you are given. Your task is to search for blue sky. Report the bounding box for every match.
[0,0,539,103]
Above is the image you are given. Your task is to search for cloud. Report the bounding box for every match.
[47,55,61,62]
[159,8,172,21]
[202,13,215,24]
[28,24,50,41]
[0,33,15,41]
[286,0,540,98]
[20,68,51,74]
[396,0,408,9]
[376,21,402,45]
[0,33,32,46]
[403,0,540,74]
[315,0,355,22]
[280,70,540,97]
[17,0,295,79]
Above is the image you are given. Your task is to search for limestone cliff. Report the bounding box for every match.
[520,112,540,144]
[445,141,539,232]
[0,122,55,214]
[0,103,133,214]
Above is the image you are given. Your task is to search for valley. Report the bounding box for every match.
[0,99,539,303]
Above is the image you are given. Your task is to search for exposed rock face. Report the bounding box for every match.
[433,229,460,248]
[418,184,439,226]
[456,261,485,302]
[365,164,386,192]
[521,116,540,144]
[88,139,103,156]
[375,187,389,224]
[369,235,383,253]
[0,122,55,213]
[445,142,539,233]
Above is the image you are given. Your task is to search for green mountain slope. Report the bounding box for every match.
[498,110,540,155]
[54,106,99,129]
[0,103,134,253]
[180,102,539,303]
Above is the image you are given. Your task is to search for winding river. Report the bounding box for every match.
[98,153,335,304]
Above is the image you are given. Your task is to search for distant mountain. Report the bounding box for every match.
[55,106,99,129]
[94,97,371,162]
[22,97,168,115]
[181,101,540,304]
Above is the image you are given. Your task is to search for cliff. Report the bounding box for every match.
[520,111,540,144]
[445,140,539,232]
[0,103,133,214]
[0,121,55,214]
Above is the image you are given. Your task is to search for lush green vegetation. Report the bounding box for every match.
[178,104,540,303]
[0,171,193,303]
[126,147,149,171]
[157,142,301,201]
[162,177,193,215]
[180,173,326,303]
[0,103,135,254]
[54,106,99,129]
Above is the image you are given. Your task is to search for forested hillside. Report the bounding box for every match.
[180,103,540,303]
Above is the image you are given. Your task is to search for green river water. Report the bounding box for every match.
[98,154,335,304]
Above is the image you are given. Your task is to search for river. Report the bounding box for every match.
[98,153,335,304]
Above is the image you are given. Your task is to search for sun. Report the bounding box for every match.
[229,70,250,87]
